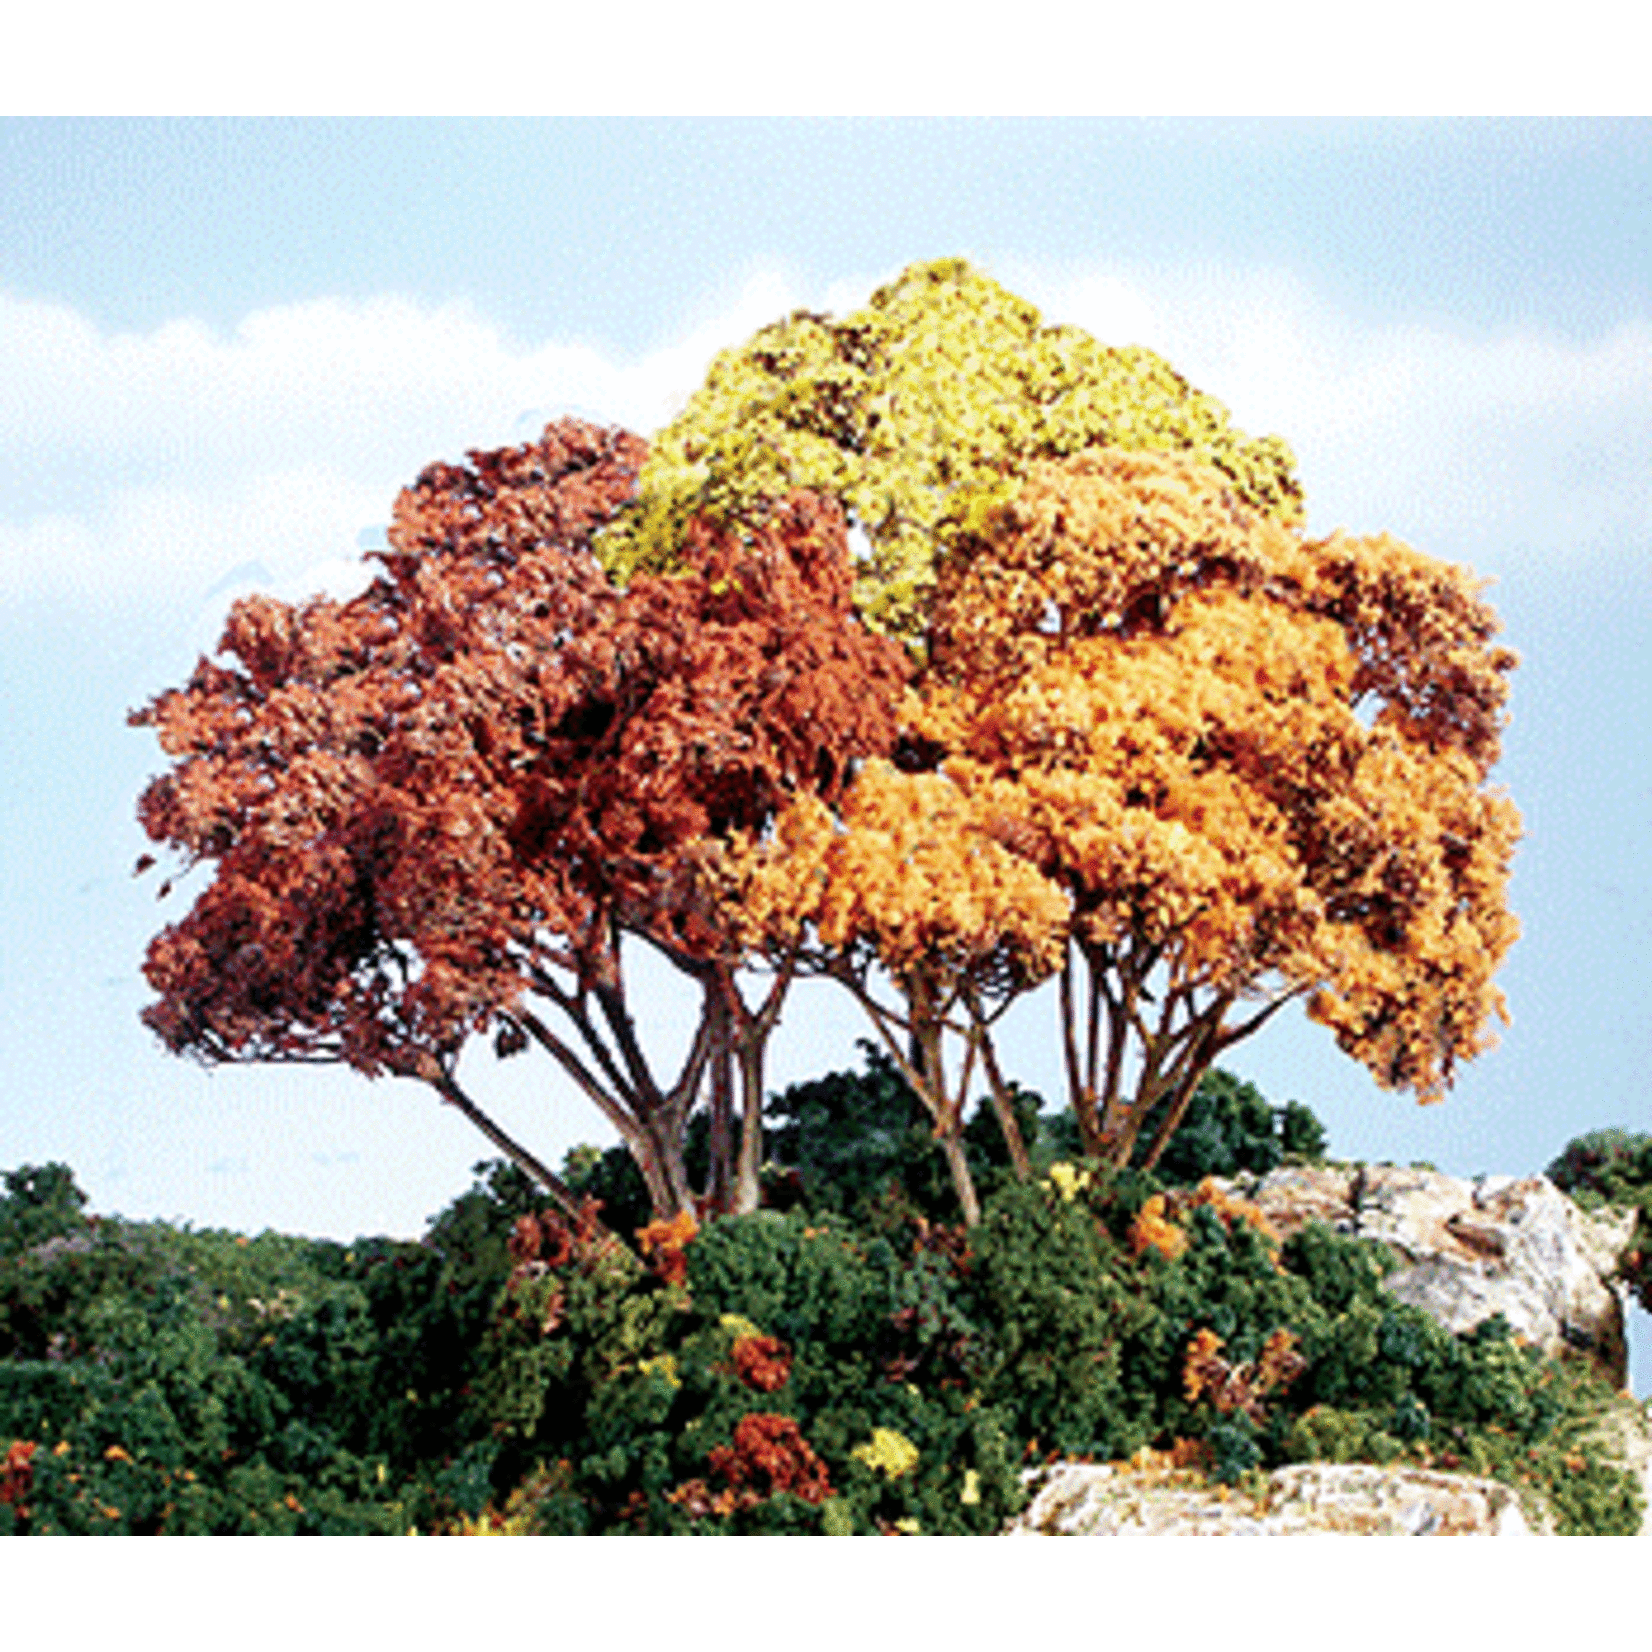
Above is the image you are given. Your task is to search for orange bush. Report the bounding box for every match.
[731,1335,792,1393]
[704,1413,832,1506]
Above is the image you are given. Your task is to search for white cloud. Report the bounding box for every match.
[0,273,809,611]
[1008,260,1652,575]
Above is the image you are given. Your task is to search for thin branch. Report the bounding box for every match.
[515,1006,640,1142]
[527,962,636,1107]
[431,1071,593,1228]
[1059,952,1084,1112]
[1215,983,1309,1050]
[593,975,668,1116]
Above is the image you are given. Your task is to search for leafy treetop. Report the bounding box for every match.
[603,258,1304,638]
[723,446,1520,1189]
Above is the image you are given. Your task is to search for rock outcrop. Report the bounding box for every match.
[1004,1166,1652,1535]
[1213,1163,1637,1388]
[1006,1455,1535,1536]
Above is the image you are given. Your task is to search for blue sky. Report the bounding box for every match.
[2,118,1649,1381]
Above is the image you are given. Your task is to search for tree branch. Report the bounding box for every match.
[431,1071,594,1229]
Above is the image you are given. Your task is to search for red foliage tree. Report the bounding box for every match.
[131,420,907,1222]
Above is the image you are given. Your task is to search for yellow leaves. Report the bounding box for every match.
[853,1428,920,1480]
[638,1354,682,1391]
[960,1468,982,1505]
[103,1445,134,1465]
[611,261,1301,638]
[1045,1162,1093,1203]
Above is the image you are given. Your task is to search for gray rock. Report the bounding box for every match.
[1218,1164,1637,1388]
[1005,1165,1652,1535]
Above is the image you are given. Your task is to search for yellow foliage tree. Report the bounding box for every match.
[602,258,1303,639]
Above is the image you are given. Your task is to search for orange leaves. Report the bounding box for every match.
[1182,1328,1305,1423]
[1132,1180,1280,1265]
[1188,1177,1280,1252]
[910,444,1520,1137]
[635,1209,698,1286]
[1129,1195,1188,1261]
[743,763,1069,998]
[833,765,1068,983]
[730,1334,793,1393]
[931,447,1302,681]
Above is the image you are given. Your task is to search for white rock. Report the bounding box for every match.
[1004,1459,1534,1536]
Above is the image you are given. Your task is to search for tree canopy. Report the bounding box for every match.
[602,257,1304,637]
[132,259,1521,1232]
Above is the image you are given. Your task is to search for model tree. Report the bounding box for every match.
[132,421,906,1222]
[913,446,1522,1171]
[133,260,1522,1233]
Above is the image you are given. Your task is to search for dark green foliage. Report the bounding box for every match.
[1131,1069,1328,1184]
[561,1144,653,1241]
[1278,1101,1329,1163]
[0,1158,581,1534]
[763,1041,1041,1226]
[2,1080,1641,1536]
[561,1115,715,1241]
[1547,1129,1652,1211]
[0,1164,89,1259]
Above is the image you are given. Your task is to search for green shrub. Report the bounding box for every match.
[1130,1070,1328,1184]
[3,1075,1641,1537]
[0,1164,89,1259]
[1546,1129,1652,1312]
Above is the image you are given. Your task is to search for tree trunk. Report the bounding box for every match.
[705,985,734,1214]
[938,1128,982,1228]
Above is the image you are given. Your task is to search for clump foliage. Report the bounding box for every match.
[4,1075,1639,1536]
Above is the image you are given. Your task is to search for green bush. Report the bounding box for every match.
[2,1078,1642,1536]
[762,1042,1039,1228]
[0,1164,89,1259]
[1131,1070,1328,1183]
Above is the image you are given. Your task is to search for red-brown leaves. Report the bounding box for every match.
[1,1440,36,1514]
[130,419,907,1124]
[730,1334,792,1393]
[705,1413,833,1506]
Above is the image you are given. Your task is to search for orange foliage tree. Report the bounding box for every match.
[720,445,1519,1216]
[908,447,1521,1172]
